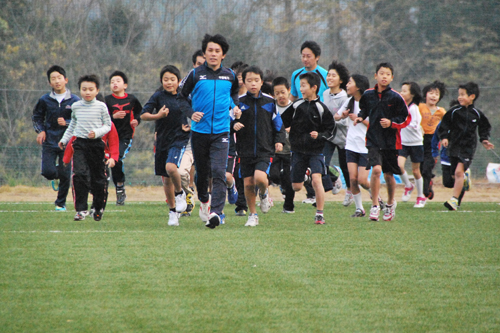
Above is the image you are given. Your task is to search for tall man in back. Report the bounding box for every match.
[178,34,240,229]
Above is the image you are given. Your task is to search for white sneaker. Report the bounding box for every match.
[245,214,259,227]
[302,197,316,204]
[175,190,187,213]
[205,212,220,229]
[414,196,427,208]
[402,183,414,202]
[343,191,354,207]
[369,206,380,221]
[383,201,397,221]
[199,195,211,222]
[168,210,179,226]
[260,190,271,213]
[332,177,342,194]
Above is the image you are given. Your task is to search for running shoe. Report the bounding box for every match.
[51,179,59,191]
[383,201,397,221]
[259,190,271,213]
[74,211,89,221]
[55,205,66,212]
[351,208,366,218]
[369,205,380,221]
[302,197,316,204]
[282,209,295,214]
[227,184,238,204]
[116,187,126,205]
[199,195,211,222]
[235,209,247,216]
[343,191,354,207]
[332,177,342,195]
[463,169,471,191]
[206,212,220,229]
[414,196,427,208]
[245,214,259,227]
[175,190,187,212]
[444,197,459,211]
[168,210,179,226]
[315,214,325,225]
[402,183,414,202]
[93,209,103,222]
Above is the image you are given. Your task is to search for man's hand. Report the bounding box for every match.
[233,106,242,119]
[36,131,46,145]
[158,106,169,119]
[233,122,245,131]
[441,138,449,148]
[380,118,391,128]
[130,119,139,128]
[275,142,283,152]
[88,131,96,139]
[113,111,126,119]
[57,117,66,126]
[191,112,204,122]
[310,131,318,139]
[58,142,65,150]
[106,158,116,168]
[482,140,495,150]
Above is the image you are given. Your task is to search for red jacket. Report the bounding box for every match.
[63,123,119,164]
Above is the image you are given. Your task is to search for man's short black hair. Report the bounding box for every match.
[459,82,480,101]
[351,74,370,95]
[78,74,100,90]
[109,70,128,84]
[242,66,264,82]
[375,62,394,75]
[191,49,204,65]
[422,80,447,102]
[299,72,321,94]
[272,76,290,90]
[328,60,350,90]
[402,81,422,105]
[160,65,181,83]
[47,65,66,81]
[202,34,229,55]
[301,41,321,57]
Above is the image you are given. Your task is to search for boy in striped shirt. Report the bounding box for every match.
[59,74,112,221]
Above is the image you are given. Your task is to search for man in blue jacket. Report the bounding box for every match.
[178,34,240,229]
[32,65,80,211]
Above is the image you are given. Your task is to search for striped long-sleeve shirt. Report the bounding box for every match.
[60,98,111,144]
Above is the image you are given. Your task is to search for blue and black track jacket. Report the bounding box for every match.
[232,92,286,159]
[437,104,491,159]
[177,62,239,134]
[32,90,80,148]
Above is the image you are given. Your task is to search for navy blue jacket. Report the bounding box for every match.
[177,62,239,134]
[32,90,80,148]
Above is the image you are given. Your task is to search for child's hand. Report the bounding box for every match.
[57,117,67,126]
[113,111,126,119]
[285,127,291,133]
[130,119,139,128]
[353,117,363,126]
[482,140,495,150]
[348,113,358,121]
[341,110,350,119]
[106,158,116,168]
[191,112,204,122]
[380,118,391,128]
[88,131,96,139]
[310,131,318,139]
[233,106,242,119]
[275,142,283,152]
[441,139,448,148]
[182,124,191,132]
[58,142,65,150]
[37,131,46,145]
[233,122,244,131]
[158,106,169,118]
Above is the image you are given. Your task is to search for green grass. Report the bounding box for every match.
[1,200,500,332]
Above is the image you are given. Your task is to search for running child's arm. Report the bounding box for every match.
[387,95,409,129]
[477,110,492,149]
[91,105,112,139]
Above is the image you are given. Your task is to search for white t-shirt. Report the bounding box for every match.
[337,97,368,154]
[401,103,423,146]
[54,92,66,104]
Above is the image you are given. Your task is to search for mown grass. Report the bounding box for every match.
[1,201,499,332]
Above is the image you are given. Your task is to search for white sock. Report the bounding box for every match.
[415,176,424,197]
[354,193,363,211]
[401,171,412,187]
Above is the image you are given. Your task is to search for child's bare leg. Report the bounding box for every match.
[254,170,268,195]
[371,165,382,206]
[244,176,257,214]
[358,167,370,191]
[166,162,183,193]
[348,162,360,195]
[453,163,465,198]
[161,176,169,201]
[292,182,303,192]
[311,173,324,211]
[226,172,234,188]
[163,176,175,210]
[384,172,396,205]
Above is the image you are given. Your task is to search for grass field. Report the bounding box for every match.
[1,200,500,332]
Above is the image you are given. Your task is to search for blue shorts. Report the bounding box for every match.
[155,146,185,177]
[291,152,326,183]
[346,149,368,167]
[399,145,424,163]
[239,157,272,179]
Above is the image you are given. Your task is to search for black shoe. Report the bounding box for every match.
[93,209,103,221]
[116,188,126,205]
[205,212,220,229]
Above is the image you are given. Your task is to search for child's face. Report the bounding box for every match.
[193,56,205,68]
[426,88,440,106]
[374,67,393,88]
[299,79,317,100]
[457,88,475,107]
[273,84,291,107]
[162,72,179,94]
[346,77,359,96]
[80,81,99,102]
[326,69,342,89]
[110,76,128,95]
[301,47,319,70]
[400,84,413,105]
[204,42,226,69]
[49,71,68,94]
[244,72,263,97]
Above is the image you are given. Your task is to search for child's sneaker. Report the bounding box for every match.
[199,198,211,222]
[414,196,427,208]
[186,192,195,214]
[383,201,397,221]
[245,214,259,227]
[402,183,414,202]
[369,205,380,221]
[93,209,103,221]
[116,187,126,205]
[175,190,187,212]
[351,208,366,218]
[302,197,316,204]
[427,180,434,200]
[168,210,179,226]
[219,213,226,225]
[235,208,247,216]
[259,190,271,213]
[205,212,220,229]
[463,169,471,191]
[227,184,238,204]
[55,205,66,212]
[282,209,295,214]
[74,211,89,221]
[343,191,354,207]
[314,214,325,224]
[444,197,459,211]
[51,179,59,191]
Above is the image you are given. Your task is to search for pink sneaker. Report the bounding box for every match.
[369,206,380,221]
[402,183,414,202]
[414,196,427,208]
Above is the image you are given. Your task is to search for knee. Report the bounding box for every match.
[292,184,302,192]
[165,164,177,176]
[371,167,382,178]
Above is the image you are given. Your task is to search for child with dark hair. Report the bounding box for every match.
[141,65,189,226]
[32,65,80,211]
[105,70,142,205]
[438,82,494,210]
[59,74,112,221]
[419,80,447,199]
[398,82,426,207]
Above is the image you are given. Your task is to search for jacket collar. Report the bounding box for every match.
[49,89,73,101]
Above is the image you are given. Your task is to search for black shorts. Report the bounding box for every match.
[155,146,185,177]
[291,152,326,183]
[239,157,272,179]
[399,145,424,163]
[449,156,472,175]
[346,149,368,167]
[367,147,402,175]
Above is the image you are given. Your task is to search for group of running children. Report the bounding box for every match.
[32,34,494,227]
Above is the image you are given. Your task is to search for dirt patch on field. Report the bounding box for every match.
[0,179,498,203]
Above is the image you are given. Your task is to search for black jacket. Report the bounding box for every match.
[233,91,286,158]
[438,104,491,159]
[281,97,336,154]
